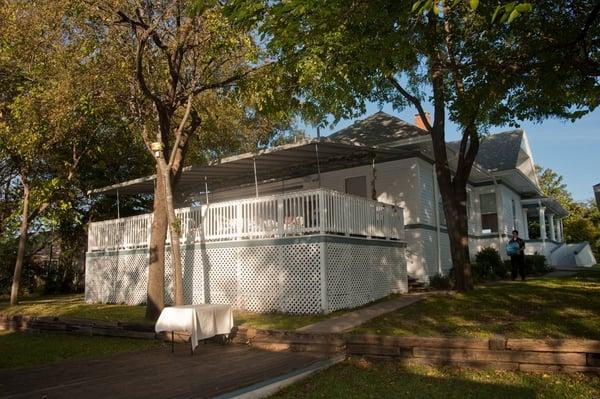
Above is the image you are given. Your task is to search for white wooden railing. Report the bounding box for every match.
[88,188,404,252]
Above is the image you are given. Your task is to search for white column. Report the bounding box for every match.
[558,218,564,242]
[539,206,547,240]
[548,214,556,241]
[522,208,529,240]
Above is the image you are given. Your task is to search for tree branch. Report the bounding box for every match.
[386,76,433,133]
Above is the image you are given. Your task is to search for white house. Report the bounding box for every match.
[85,112,596,313]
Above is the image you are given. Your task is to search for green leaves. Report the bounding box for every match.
[469,0,479,12]
[492,2,533,23]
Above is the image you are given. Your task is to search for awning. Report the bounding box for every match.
[88,138,423,196]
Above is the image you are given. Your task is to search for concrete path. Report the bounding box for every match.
[297,292,435,333]
[0,343,326,399]
[538,266,588,279]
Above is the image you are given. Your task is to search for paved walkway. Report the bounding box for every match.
[297,292,435,333]
[0,343,325,399]
[538,266,588,279]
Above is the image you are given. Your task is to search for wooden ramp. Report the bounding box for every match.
[0,343,326,399]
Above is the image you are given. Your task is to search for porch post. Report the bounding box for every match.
[557,218,563,242]
[560,219,565,242]
[521,208,529,240]
[548,214,556,241]
[539,206,547,240]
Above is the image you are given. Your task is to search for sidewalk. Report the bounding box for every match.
[296,292,437,334]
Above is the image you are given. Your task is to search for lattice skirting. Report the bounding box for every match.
[85,236,407,314]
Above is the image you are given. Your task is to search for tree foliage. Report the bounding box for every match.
[227,0,600,290]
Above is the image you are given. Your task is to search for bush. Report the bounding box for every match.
[474,247,507,280]
[525,254,551,275]
[429,273,452,290]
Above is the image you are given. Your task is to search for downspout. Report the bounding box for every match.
[315,129,322,188]
[116,189,121,219]
[432,163,442,275]
[204,176,209,205]
[253,157,259,197]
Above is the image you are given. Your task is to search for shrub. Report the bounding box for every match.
[474,247,506,280]
[525,254,551,275]
[429,273,452,290]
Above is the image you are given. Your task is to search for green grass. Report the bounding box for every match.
[355,267,600,339]
[234,311,328,330]
[271,358,600,399]
[0,330,160,369]
[0,294,147,322]
[0,294,328,330]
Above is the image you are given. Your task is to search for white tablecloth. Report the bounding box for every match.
[155,304,233,350]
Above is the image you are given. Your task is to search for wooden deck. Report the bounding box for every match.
[0,343,326,399]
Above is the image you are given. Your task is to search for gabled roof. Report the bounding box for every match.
[328,111,428,146]
[449,130,524,172]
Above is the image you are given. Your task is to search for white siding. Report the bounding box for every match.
[404,228,436,281]
[417,159,436,225]
[207,158,422,226]
[498,185,526,236]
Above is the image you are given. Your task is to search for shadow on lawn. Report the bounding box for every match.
[272,359,550,399]
[358,270,600,339]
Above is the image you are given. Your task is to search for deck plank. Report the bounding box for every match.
[0,343,325,399]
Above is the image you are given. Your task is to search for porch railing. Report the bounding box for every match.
[88,188,404,252]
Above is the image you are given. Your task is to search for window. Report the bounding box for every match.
[480,193,498,233]
[345,176,367,198]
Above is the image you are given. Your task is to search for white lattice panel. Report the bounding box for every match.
[238,246,282,312]
[85,237,407,314]
[205,247,239,306]
[115,252,148,305]
[326,242,407,312]
[280,244,321,314]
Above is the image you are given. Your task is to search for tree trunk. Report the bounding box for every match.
[441,185,473,291]
[145,169,168,320]
[157,158,184,306]
[10,181,30,306]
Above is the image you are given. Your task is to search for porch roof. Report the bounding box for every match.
[88,138,422,196]
[521,197,569,217]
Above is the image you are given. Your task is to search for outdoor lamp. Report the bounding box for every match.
[151,142,164,158]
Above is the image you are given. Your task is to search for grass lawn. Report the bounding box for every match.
[0,294,329,330]
[355,266,600,339]
[270,358,600,399]
[0,330,160,369]
[0,294,147,322]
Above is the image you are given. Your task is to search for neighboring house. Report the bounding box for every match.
[85,112,595,313]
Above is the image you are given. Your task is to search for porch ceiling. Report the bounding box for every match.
[89,138,421,196]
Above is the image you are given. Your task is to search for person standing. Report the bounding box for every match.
[507,230,526,280]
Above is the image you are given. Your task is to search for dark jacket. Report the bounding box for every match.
[509,237,525,257]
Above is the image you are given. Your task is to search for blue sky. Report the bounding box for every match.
[301,102,599,202]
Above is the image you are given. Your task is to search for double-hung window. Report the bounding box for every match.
[480,193,498,233]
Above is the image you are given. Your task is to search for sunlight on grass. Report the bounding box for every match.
[0,294,147,322]
[355,268,600,339]
[0,294,327,330]
[270,358,600,399]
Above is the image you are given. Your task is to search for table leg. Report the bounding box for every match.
[171,331,174,353]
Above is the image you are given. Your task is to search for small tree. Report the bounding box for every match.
[96,0,282,318]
